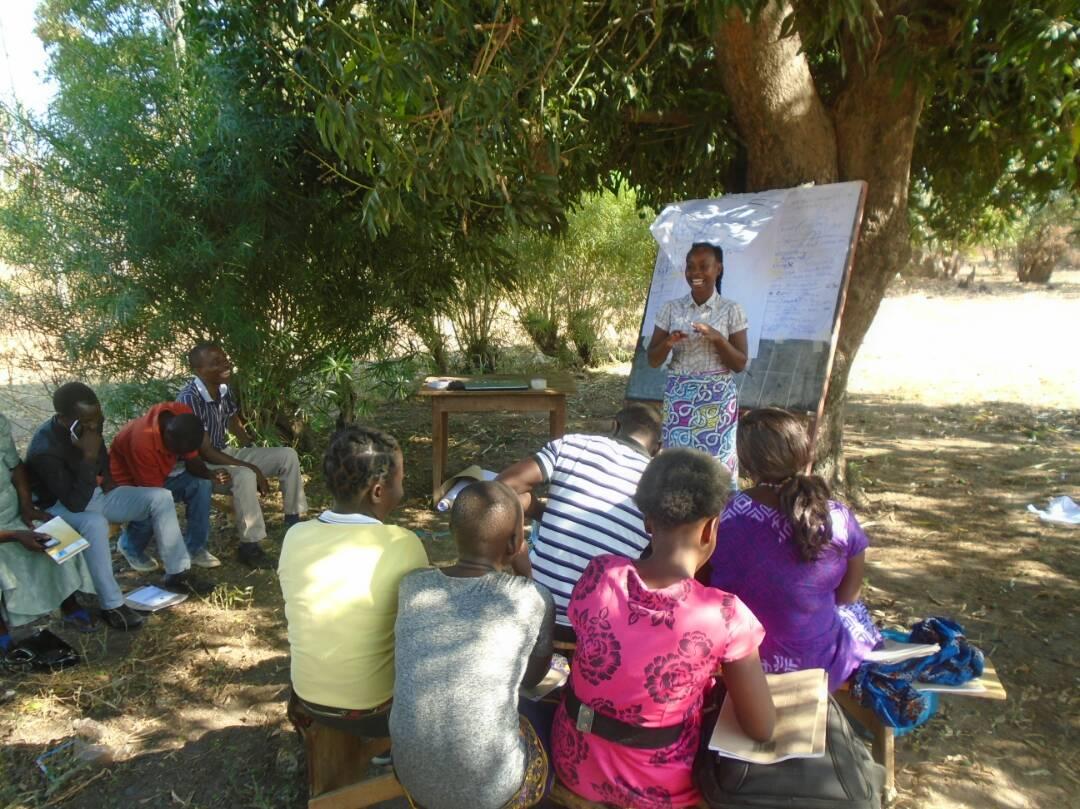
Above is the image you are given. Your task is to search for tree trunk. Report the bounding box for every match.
[816,63,923,486]
[715,2,924,489]
[715,2,838,188]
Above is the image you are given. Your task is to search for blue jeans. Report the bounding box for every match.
[125,472,211,559]
[45,501,125,610]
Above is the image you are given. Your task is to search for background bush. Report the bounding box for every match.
[504,187,655,367]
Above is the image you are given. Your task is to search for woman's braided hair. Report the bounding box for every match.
[737,408,833,562]
[322,425,400,501]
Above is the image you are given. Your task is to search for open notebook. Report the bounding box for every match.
[864,638,941,664]
[35,517,90,564]
[709,668,829,764]
[434,466,498,511]
[124,586,188,612]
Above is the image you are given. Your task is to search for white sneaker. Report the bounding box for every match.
[190,549,222,568]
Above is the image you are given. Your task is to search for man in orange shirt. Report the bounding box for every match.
[110,403,225,594]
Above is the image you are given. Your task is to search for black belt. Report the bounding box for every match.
[565,685,685,750]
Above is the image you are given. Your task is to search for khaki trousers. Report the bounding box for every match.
[209,446,308,543]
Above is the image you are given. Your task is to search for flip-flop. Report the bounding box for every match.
[62,608,98,633]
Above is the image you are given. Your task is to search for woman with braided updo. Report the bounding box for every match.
[279,425,428,738]
[647,243,749,488]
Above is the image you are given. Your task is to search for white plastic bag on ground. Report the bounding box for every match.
[1027,496,1080,526]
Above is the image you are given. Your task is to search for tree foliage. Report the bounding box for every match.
[1012,194,1079,283]
[904,4,1079,245]
[291,1,1075,247]
[504,186,656,367]
[0,0,512,432]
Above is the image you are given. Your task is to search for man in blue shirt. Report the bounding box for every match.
[178,342,307,569]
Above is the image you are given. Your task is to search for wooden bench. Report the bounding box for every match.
[835,660,1006,795]
[295,720,404,809]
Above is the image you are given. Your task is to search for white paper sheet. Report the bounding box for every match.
[643,183,864,360]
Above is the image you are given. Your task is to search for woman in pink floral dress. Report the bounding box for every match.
[552,449,775,809]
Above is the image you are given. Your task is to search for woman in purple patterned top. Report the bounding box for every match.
[552,449,774,809]
[708,408,879,692]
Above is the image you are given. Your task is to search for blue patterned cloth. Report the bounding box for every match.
[851,616,984,733]
[660,371,738,485]
[906,617,985,684]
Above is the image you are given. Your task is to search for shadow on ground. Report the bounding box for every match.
[843,394,1079,808]
[1,376,1076,809]
[2,724,304,809]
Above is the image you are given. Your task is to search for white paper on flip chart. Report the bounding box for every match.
[644,183,864,359]
[647,193,784,360]
[758,184,863,342]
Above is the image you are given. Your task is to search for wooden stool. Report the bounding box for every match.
[833,687,896,794]
[552,639,577,662]
[289,698,405,809]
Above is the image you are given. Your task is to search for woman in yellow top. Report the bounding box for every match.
[278,425,428,737]
[647,243,749,484]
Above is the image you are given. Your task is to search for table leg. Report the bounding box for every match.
[432,404,449,502]
[549,399,566,439]
[834,688,894,798]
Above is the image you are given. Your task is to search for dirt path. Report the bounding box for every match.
[850,269,1080,408]
[840,269,1080,808]
[1,270,1077,808]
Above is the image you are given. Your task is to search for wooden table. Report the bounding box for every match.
[418,375,575,501]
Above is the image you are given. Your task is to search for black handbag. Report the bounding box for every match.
[3,629,81,672]
[694,695,885,809]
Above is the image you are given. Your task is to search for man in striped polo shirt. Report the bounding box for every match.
[497,403,661,639]
[178,342,308,570]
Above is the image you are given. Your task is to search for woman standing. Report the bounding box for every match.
[647,243,748,483]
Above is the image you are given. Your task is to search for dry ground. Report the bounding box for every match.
[0,268,1078,808]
